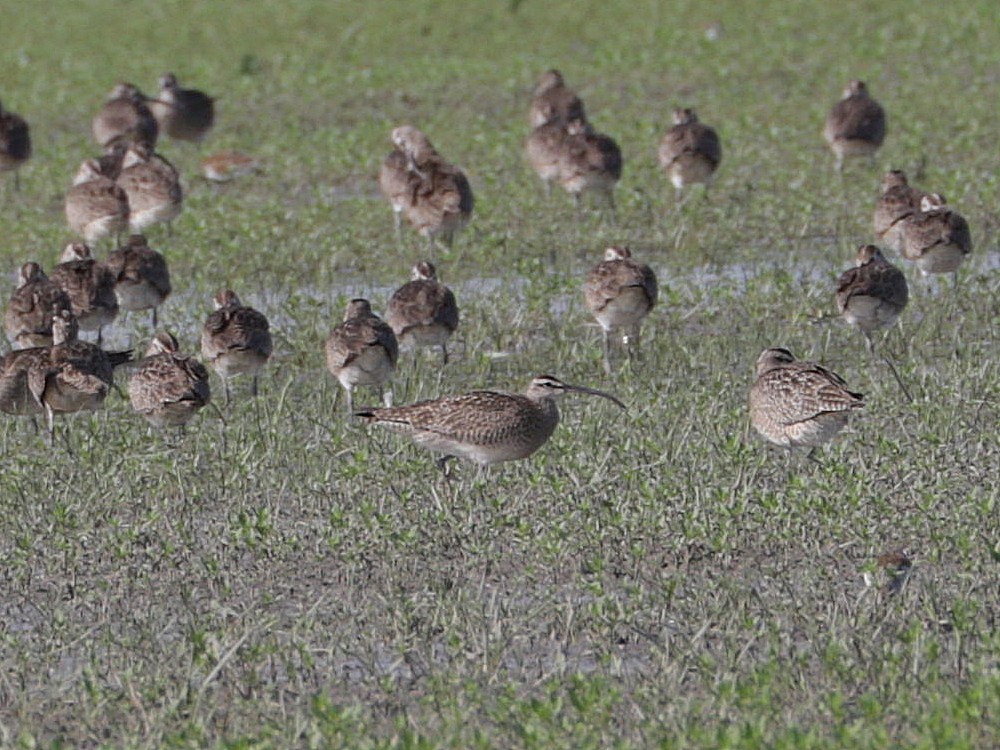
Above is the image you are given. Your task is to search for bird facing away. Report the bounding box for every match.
[201,290,272,405]
[65,159,131,246]
[48,242,119,344]
[325,298,399,413]
[873,170,926,253]
[749,347,864,453]
[899,193,973,277]
[528,69,586,128]
[583,246,658,370]
[115,143,183,233]
[105,234,172,327]
[28,309,132,440]
[0,99,32,190]
[356,374,625,469]
[558,117,623,210]
[4,262,73,349]
[129,331,211,428]
[382,125,474,247]
[0,346,49,417]
[148,73,215,143]
[92,82,159,149]
[835,245,908,352]
[201,150,260,182]
[657,107,722,199]
[386,261,459,364]
[525,102,572,196]
[823,80,886,171]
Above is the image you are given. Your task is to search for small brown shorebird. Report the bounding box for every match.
[835,245,908,353]
[382,125,474,247]
[148,73,215,143]
[0,346,48,419]
[528,69,586,129]
[749,348,864,456]
[92,82,159,149]
[4,262,73,349]
[48,242,119,344]
[558,117,622,211]
[582,246,658,371]
[115,143,183,234]
[105,234,172,327]
[657,107,722,200]
[386,261,459,364]
[201,150,259,182]
[357,375,625,470]
[201,290,272,405]
[873,170,926,253]
[65,159,130,246]
[129,331,211,429]
[0,99,32,190]
[899,193,972,278]
[823,79,886,171]
[325,298,398,413]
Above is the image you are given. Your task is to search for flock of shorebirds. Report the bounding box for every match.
[0,69,977,468]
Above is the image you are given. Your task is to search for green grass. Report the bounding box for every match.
[1,1,999,747]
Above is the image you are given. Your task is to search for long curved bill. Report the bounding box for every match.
[565,383,626,410]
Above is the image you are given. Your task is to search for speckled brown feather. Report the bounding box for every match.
[149,73,215,142]
[0,348,47,415]
[65,164,131,244]
[835,247,908,335]
[105,235,172,313]
[657,111,721,187]
[4,263,74,348]
[49,246,119,332]
[583,252,658,327]
[528,70,586,128]
[899,199,972,274]
[559,121,622,198]
[92,83,158,148]
[129,336,211,427]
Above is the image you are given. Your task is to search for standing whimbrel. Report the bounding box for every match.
[115,143,183,234]
[528,69,586,129]
[325,299,398,413]
[48,243,119,344]
[558,117,622,211]
[65,159,130,247]
[200,290,272,405]
[0,99,31,190]
[873,170,925,253]
[657,107,722,200]
[823,80,886,171]
[582,246,658,371]
[749,348,864,454]
[525,103,571,196]
[105,234,172,327]
[899,193,972,278]
[148,73,215,143]
[129,331,211,428]
[386,261,459,365]
[835,245,908,353]
[92,82,159,149]
[356,375,625,469]
[4,262,73,349]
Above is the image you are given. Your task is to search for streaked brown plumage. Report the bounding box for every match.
[657,107,721,198]
[325,298,398,413]
[48,242,119,343]
[558,117,622,209]
[357,375,625,469]
[4,262,73,349]
[525,103,570,195]
[201,150,259,182]
[386,261,459,364]
[200,290,272,405]
[0,99,31,190]
[0,346,48,417]
[528,69,586,129]
[65,159,130,246]
[105,234,172,327]
[873,170,926,252]
[378,147,413,234]
[899,193,972,276]
[583,247,658,369]
[823,79,886,171]
[115,143,183,233]
[749,347,864,451]
[148,73,215,143]
[128,331,211,428]
[835,245,908,352]
[92,82,158,149]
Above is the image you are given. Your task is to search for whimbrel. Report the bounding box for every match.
[899,193,972,277]
[835,245,908,352]
[0,99,31,190]
[128,331,211,428]
[749,347,864,454]
[48,242,119,344]
[200,290,272,405]
[657,107,722,200]
[4,262,73,349]
[823,80,886,171]
[558,117,622,211]
[148,73,215,143]
[65,159,130,246]
[325,298,398,413]
[115,143,183,233]
[357,375,625,469]
[105,234,172,327]
[583,246,658,371]
[386,261,459,364]
[92,82,159,149]
[873,170,926,253]
[525,102,571,196]
[528,69,586,129]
